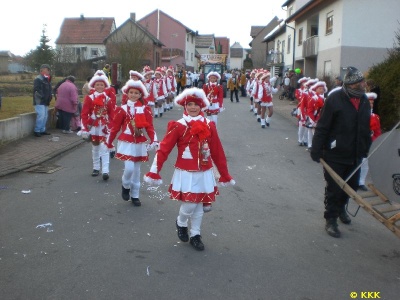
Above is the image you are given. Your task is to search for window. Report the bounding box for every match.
[289,6,294,16]
[186,51,188,60]
[191,53,193,61]
[282,40,286,55]
[187,35,189,42]
[287,35,291,54]
[298,28,303,45]
[76,48,81,56]
[326,11,333,35]
[91,48,98,56]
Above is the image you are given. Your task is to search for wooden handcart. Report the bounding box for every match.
[321,159,400,239]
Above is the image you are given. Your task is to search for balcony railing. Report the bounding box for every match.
[266,52,284,65]
[302,35,319,58]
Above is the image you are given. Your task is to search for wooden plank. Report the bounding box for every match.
[368,184,390,202]
[388,213,400,224]
[375,205,400,214]
[320,159,400,239]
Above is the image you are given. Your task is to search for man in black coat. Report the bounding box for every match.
[310,66,372,238]
[33,64,52,137]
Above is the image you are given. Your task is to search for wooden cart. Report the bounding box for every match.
[321,159,400,238]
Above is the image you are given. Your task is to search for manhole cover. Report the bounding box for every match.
[25,164,63,174]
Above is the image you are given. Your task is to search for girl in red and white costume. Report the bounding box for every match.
[106,80,158,206]
[153,67,168,118]
[359,92,381,191]
[258,72,279,128]
[300,78,319,147]
[166,66,177,110]
[144,87,235,251]
[251,69,264,121]
[80,70,116,180]
[246,70,256,112]
[295,77,310,146]
[142,66,157,116]
[306,81,326,149]
[121,70,144,105]
[203,71,224,126]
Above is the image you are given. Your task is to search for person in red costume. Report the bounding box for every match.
[106,80,157,206]
[80,70,116,180]
[295,77,310,146]
[203,71,224,126]
[358,92,381,191]
[144,87,235,251]
[121,70,144,105]
[306,80,326,150]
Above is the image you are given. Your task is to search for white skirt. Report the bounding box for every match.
[168,168,219,203]
[115,141,148,162]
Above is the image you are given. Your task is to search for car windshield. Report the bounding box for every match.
[204,65,222,74]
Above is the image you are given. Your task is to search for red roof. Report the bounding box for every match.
[56,17,115,44]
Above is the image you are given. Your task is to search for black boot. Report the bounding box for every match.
[121,186,130,201]
[339,211,351,224]
[190,235,205,251]
[175,220,189,242]
[325,218,341,238]
[131,197,141,207]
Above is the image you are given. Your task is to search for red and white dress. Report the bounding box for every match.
[203,82,224,115]
[145,114,234,204]
[81,91,115,143]
[107,100,156,162]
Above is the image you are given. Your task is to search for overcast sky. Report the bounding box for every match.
[1,0,287,56]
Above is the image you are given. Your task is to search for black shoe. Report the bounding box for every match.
[176,220,189,242]
[131,197,141,206]
[41,131,51,135]
[160,113,163,117]
[34,132,41,137]
[325,218,341,238]
[358,185,368,191]
[110,151,115,159]
[261,125,265,128]
[266,122,270,127]
[257,118,261,122]
[121,186,130,201]
[102,173,109,181]
[91,169,100,177]
[298,142,303,146]
[190,235,205,251]
[339,211,351,224]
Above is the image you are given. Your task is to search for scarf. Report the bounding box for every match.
[343,85,365,99]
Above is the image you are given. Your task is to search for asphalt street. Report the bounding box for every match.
[0,96,399,300]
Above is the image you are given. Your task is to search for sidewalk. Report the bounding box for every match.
[0,95,298,177]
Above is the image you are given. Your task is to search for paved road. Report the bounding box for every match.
[0,96,399,300]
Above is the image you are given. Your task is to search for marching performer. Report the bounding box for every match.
[144,88,235,251]
[121,70,144,105]
[153,67,168,118]
[166,66,177,110]
[80,70,116,180]
[246,70,256,112]
[203,71,224,126]
[251,69,264,122]
[258,72,279,128]
[358,92,381,191]
[306,81,326,149]
[106,80,157,206]
[295,77,310,146]
[142,66,157,116]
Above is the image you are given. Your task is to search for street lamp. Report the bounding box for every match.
[170,33,178,64]
[285,23,296,70]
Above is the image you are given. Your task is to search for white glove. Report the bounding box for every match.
[80,131,90,139]
[146,141,159,151]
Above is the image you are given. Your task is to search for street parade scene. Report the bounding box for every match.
[0,1,400,299]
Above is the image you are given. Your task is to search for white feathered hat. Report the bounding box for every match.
[89,70,110,88]
[310,81,327,93]
[174,87,210,109]
[121,79,149,98]
[366,92,377,100]
[207,71,221,80]
[129,70,144,80]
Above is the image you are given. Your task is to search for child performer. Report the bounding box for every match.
[258,72,279,128]
[121,70,144,105]
[306,81,326,150]
[154,67,168,118]
[166,66,177,110]
[246,70,256,112]
[144,88,235,251]
[358,92,381,191]
[142,66,157,116]
[203,71,224,126]
[295,77,310,146]
[251,69,264,121]
[80,70,116,180]
[106,80,158,206]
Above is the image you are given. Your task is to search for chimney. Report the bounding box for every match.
[130,13,136,21]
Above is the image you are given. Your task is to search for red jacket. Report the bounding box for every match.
[81,91,115,131]
[148,117,232,183]
[107,101,155,145]
[307,94,324,123]
[370,113,381,142]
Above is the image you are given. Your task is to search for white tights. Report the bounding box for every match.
[122,161,142,198]
[177,202,204,237]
